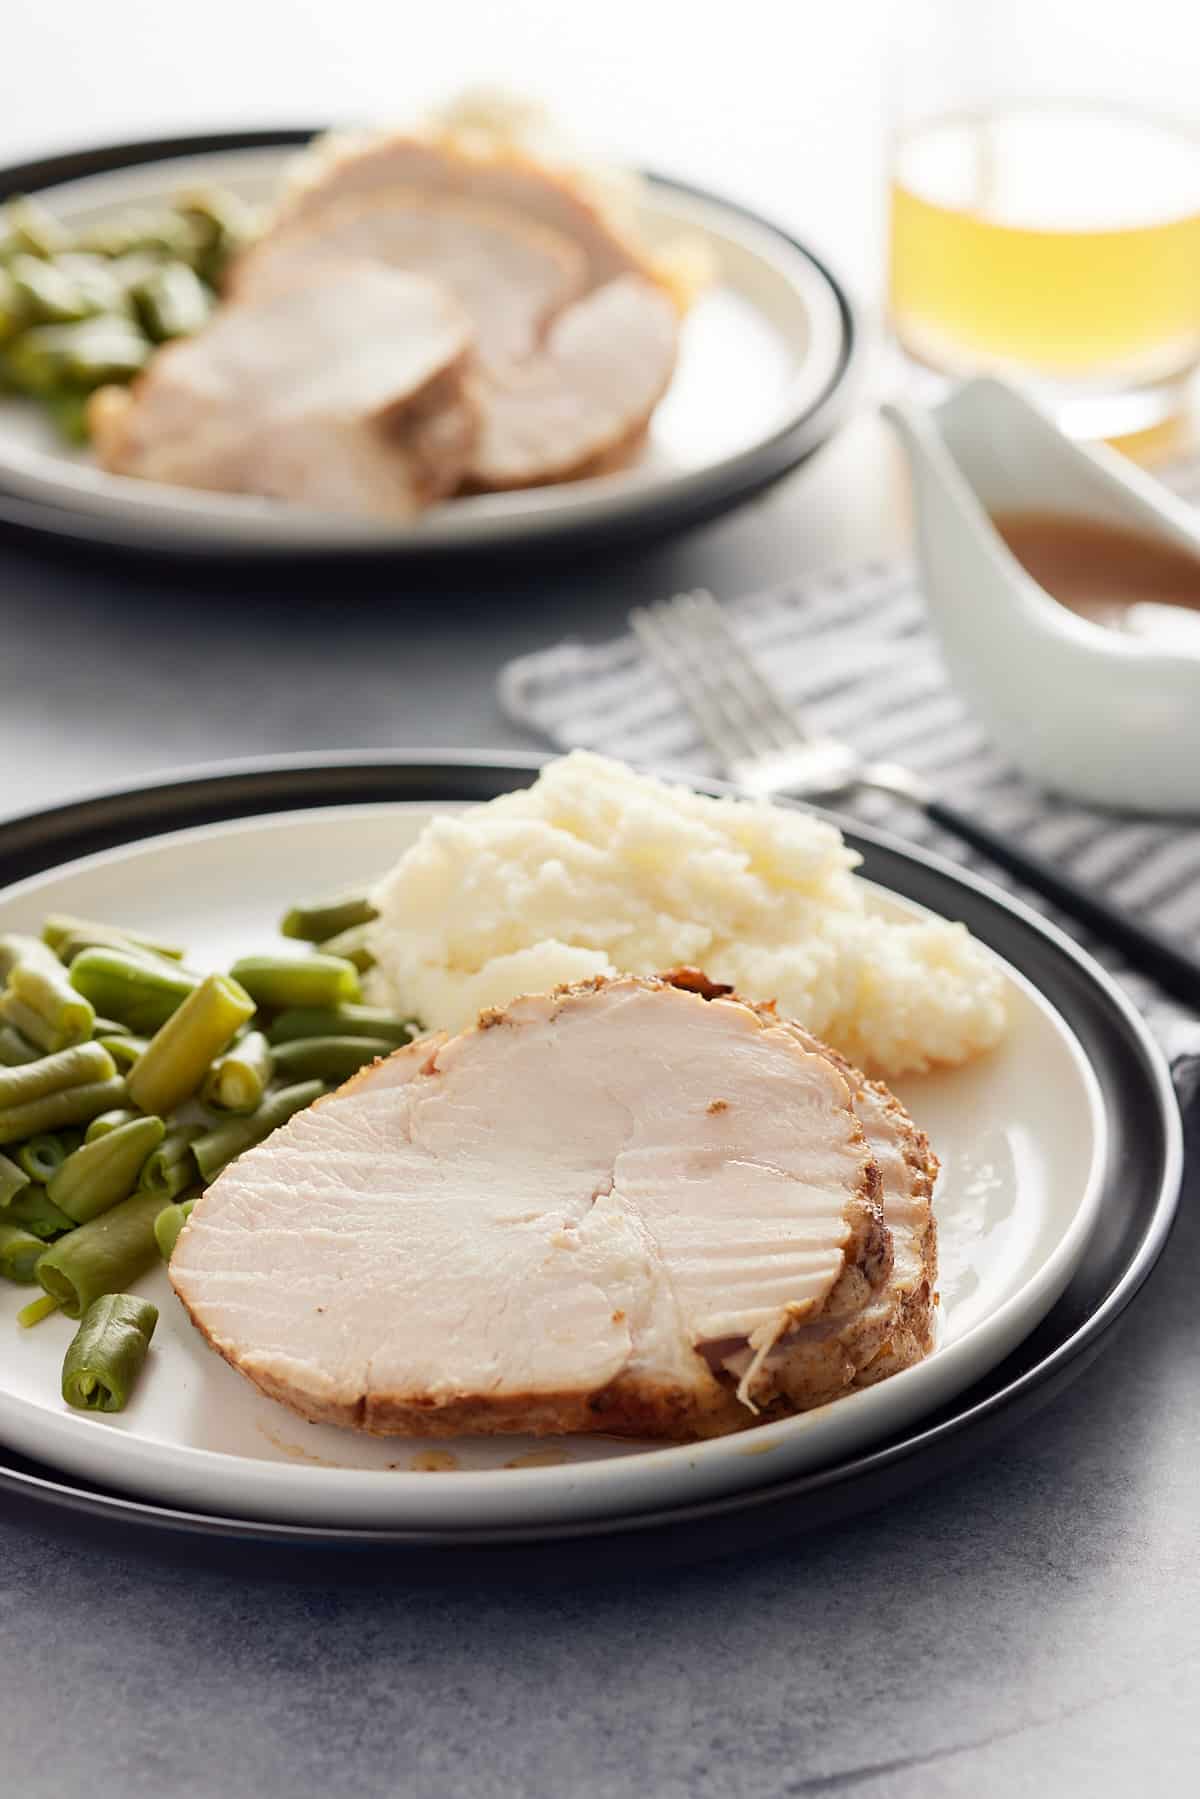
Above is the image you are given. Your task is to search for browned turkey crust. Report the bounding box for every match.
[171,974,901,1442]
[659,969,938,1407]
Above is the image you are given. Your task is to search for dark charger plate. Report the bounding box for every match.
[0,755,1185,1578]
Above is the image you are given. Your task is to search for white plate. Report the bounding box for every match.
[0,145,855,553]
[0,803,1107,1529]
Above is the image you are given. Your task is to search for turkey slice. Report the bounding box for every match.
[90,265,478,516]
[169,975,894,1441]
[229,193,586,372]
[465,274,678,491]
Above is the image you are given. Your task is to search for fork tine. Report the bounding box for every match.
[629,603,749,770]
[677,592,808,754]
[637,594,781,764]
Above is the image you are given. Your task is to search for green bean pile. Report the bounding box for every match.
[0,188,254,443]
[0,897,419,1415]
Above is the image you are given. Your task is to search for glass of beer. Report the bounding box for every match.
[887,0,1200,439]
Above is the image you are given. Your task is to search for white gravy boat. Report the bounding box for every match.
[883,377,1200,814]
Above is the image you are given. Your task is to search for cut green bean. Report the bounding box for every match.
[0,1149,29,1206]
[35,1187,166,1317]
[61,1293,158,1412]
[15,1132,70,1183]
[281,891,378,943]
[0,994,60,1052]
[5,958,95,1052]
[0,1023,39,1066]
[229,953,361,1011]
[49,1114,165,1225]
[17,1292,60,1328]
[0,1040,116,1112]
[139,1124,203,1200]
[201,1030,273,1113]
[127,972,254,1115]
[270,1035,393,1083]
[318,922,375,973]
[4,197,69,258]
[98,1033,148,1073]
[0,1219,45,1283]
[43,913,185,962]
[0,1075,128,1145]
[0,933,55,980]
[91,1017,131,1036]
[6,253,89,324]
[192,1079,325,1184]
[154,1198,196,1261]
[265,1004,419,1047]
[2,1185,75,1240]
[68,946,199,1034]
[132,261,212,341]
[84,1107,141,1143]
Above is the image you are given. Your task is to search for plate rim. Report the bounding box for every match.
[0,750,1182,1555]
[0,129,862,561]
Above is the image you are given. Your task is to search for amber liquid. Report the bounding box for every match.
[990,510,1200,648]
[890,105,1200,386]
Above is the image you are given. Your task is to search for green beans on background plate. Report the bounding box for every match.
[280,892,378,944]
[61,1293,158,1412]
[48,1114,165,1225]
[35,1186,167,1317]
[68,946,199,1035]
[229,954,361,1011]
[202,1029,273,1113]
[193,1079,325,1184]
[266,1004,418,1046]
[270,1035,394,1083]
[0,1219,45,1283]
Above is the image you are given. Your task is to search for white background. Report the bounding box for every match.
[1,1,891,297]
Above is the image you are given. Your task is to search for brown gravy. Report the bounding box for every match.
[990,510,1200,645]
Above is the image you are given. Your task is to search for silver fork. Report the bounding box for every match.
[628,589,1200,1008]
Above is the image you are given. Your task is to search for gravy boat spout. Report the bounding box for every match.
[883,378,1200,815]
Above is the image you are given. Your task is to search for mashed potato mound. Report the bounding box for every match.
[368,752,1007,1077]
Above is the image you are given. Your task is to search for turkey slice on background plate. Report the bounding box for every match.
[90,265,478,516]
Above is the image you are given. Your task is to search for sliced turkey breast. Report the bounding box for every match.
[465,274,678,491]
[229,194,586,372]
[661,971,938,1411]
[169,975,898,1441]
[90,266,478,516]
[275,134,653,292]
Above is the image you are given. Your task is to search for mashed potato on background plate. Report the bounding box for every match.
[367,752,1007,1077]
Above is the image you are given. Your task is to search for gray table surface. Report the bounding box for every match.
[0,418,1195,1799]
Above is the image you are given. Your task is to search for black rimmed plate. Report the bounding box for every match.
[0,754,1183,1576]
[0,132,861,564]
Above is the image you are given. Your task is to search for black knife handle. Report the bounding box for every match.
[924,797,1200,1011]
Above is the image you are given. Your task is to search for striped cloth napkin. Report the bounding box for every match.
[498,529,1200,1051]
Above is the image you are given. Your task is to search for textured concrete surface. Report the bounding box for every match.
[1,428,1195,1796]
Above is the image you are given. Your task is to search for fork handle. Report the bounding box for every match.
[923,797,1200,1009]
